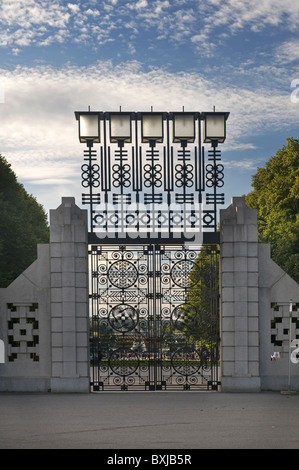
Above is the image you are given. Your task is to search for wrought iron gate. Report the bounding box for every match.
[90,243,220,391]
[74,108,229,392]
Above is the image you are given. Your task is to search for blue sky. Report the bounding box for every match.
[0,0,298,217]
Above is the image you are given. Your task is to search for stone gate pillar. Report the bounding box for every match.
[220,197,261,391]
[49,197,89,392]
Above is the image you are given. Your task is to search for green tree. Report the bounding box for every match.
[183,246,219,345]
[0,155,49,287]
[246,137,299,283]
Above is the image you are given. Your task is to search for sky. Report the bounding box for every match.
[0,0,298,221]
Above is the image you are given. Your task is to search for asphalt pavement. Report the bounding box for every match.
[0,390,298,450]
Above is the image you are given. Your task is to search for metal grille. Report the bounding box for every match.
[90,244,220,391]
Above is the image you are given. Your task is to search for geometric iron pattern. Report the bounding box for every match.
[89,244,220,391]
[81,114,225,243]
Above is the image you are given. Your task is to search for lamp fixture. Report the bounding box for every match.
[75,111,101,146]
[202,111,229,146]
[141,113,164,146]
[172,112,196,145]
[109,112,132,146]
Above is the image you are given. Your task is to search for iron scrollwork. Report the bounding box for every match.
[90,244,220,391]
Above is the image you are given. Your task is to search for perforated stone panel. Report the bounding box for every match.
[7,303,39,362]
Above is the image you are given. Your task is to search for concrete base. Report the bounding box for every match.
[0,377,51,392]
[221,376,261,392]
[261,375,299,392]
[50,377,90,393]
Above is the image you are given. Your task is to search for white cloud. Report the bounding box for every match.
[0,0,71,48]
[0,0,298,58]
[0,61,295,147]
[154,1,170,14]
[188,0,299,55]
[275,40,299,64]
[0,0,71,28]
[203,0,299,33]
[135,0,148,10]
[223,158,264,171]
[86,8,100,16]
[0,61,297,212]
[68,3,80,14]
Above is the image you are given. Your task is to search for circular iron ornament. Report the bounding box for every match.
[109,348,139,376]
[97,263,108,285]
[144,164,163,187]
[81,164,100,188]
[138,263,148,274]
[171,303,198,331]
[98,263,107,274]
[161,263,170,273]
[138,275,148,285]
[171,347,201,376]
[138,307,148,318]
[161,306,171,318]
[126,376,136,385]
[188,375,199,384]
[206,163,224,188]
[108,260,138,288]
[98,308,107,318]
[161,262,171,285]
[203,212,214,227]
[175,164,194,188]
[108,304,138,332]
[112,164,131,188]
[113,376,122,385]
[124,250,134,260]
[174,250,196,260]
[175,376,186,386]
[215,164,224,187]
[170,260,199,287]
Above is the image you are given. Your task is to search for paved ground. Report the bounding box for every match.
[0,391,299,450]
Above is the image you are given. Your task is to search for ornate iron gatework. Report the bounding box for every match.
[75,109,228,391]
[75,110,229,243]
[89,244,220,391]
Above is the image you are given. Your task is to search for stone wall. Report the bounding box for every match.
[0,244,51,391]
[220,197,299,391]
[49,197,89,392]
[0,197,89,392]
[1,195,298,392]
[259,244,299,391]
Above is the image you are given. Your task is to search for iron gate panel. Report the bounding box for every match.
[90,244,220,391]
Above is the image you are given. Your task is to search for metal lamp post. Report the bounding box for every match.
[172,112,196,237]
[202,111,229,230]
[75,110,102,231]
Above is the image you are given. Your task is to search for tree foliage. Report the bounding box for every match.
[0,154,49,287]
[183,246,219,345]
[246,137,299,283]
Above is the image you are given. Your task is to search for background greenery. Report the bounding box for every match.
[0,154,49,287]
[246,137,299,283]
